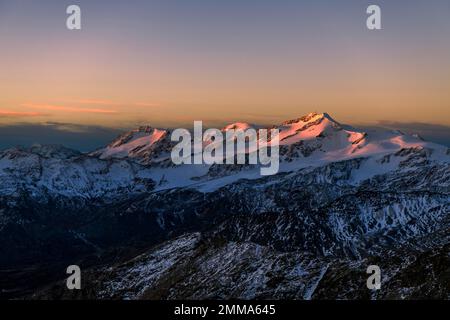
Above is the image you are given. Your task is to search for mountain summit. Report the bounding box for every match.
[0,112,449,299]
[89,112,444,172]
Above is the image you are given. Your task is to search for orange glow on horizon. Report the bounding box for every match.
[21,103,118,114]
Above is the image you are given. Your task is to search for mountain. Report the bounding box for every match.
[0,112,448,299]
[0,144,154,199]
[87,112,449,191]
[90,126,173,166]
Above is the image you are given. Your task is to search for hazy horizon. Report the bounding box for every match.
[1,113,449,152]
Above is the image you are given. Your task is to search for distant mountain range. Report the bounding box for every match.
[0,112,448,299]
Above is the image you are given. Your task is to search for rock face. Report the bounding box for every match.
[0,113,449,299]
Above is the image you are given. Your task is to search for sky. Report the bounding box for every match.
[0,0,449,149]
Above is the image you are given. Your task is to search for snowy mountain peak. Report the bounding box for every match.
[91,127,169,161]
[85,112,449,184]
[321,112,340,123]
[108,127,167,149]
[276,112,348,146]
[282,112,335,126]
[222,122,254,132]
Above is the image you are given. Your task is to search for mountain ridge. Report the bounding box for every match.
[0,112,448,299]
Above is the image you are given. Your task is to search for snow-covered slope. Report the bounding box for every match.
[97,112,447,192]
[92,112,437,164]
[1,112,449,300]
[276,112,446,161]
[90,126,172,165]
[1,112,448,198]
[0,144,154,200]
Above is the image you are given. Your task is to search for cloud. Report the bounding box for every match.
[42,122,96,133]
[377,120,450,132]
[21,103,118,114]
[69,99,118,105]
[65,100,161,108]
[0,122,124,152]
[0,110,46,118]
[359,121,450,147]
